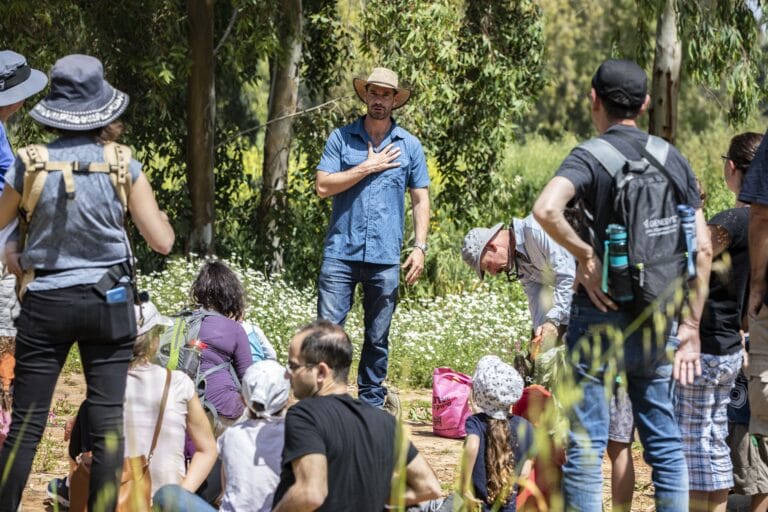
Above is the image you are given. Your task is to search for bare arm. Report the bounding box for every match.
[128,173,174,254]
[0,185,20,230]
[674,208,712,386]
[402,187,430,285]
[402,452,441,506]
[459,434,483,507]
[315,142,401,199]
[748,203,768,319]
[273,454,328,512]
[533,177,617,312]
[182,394,217,493]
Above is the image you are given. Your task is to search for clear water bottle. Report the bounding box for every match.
[602,224,634,302]
[677,205,697,279]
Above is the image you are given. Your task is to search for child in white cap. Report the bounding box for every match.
[217,359,290,512]
[461,355,534,511]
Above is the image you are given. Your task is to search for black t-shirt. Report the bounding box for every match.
[700,207,750,355]
[738,128,768,305]
[273,394,419,511]
[555,124,702,300]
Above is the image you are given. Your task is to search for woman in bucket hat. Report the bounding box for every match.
[0,54,174,512]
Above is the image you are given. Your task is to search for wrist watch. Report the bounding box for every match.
[544,317,560,328]
[413,242,428,254]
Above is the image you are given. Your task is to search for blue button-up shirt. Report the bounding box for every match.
[318,117,429,265]
[512,215,575,327]
[0,122,13,192]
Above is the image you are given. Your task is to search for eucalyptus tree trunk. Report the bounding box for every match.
[260,0,302,274]
[186,0,216,255]
[648,0,681,144]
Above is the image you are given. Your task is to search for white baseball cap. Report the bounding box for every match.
[241,360,290,419]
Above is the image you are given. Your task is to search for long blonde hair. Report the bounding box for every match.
[485,418,517,505]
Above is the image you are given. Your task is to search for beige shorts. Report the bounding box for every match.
[747,307,768,436]
[728,423,768,495]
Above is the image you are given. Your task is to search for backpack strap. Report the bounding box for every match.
[147,368,172,462]
[611,130,684,205]
[98,142,132,213]
[645,134,670,165]
[577,138,627,177]
[16,144,52,224]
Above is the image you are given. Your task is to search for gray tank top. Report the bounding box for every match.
[6,135,141,291]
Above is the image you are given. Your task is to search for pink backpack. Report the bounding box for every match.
[432,367,472,439]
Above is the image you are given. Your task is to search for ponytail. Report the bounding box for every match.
[485,418,516,505]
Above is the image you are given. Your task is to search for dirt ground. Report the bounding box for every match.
[19,377,659,511]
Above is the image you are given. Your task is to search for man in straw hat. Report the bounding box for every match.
[315,67,430,409]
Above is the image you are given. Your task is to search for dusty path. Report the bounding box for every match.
[19,378,660,510]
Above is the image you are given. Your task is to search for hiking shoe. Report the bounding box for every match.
[46,477,69,508]
[383,387,401,417]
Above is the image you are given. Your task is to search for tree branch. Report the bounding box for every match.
[214,7,239,55]
[215,94,353,149]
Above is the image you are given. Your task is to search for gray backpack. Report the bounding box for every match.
[577,132,688,314]
[154,309,240,426]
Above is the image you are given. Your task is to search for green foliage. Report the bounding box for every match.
[528,0,766,141]
[1,0,278,272]
[527,0,642,139]
[361,0,546,212]
[676,115,767,217]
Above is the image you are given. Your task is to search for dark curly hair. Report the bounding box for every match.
[191,261,246,319]
[727,132,763,174]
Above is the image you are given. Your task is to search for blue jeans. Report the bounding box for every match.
[317,257,399,407]
[153,485,215,512]
[562,296,688,511]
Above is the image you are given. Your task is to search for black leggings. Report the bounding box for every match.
[0,284,136,512]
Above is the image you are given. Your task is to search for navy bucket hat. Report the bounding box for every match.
[30,54,129,131]
[0,50,47,107]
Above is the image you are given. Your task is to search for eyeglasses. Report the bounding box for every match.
[285,361,315,375]
[721,155,732,162]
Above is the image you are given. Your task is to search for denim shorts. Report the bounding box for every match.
[675,351,742,491]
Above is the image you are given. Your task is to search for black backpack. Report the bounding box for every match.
[578,131,689,315]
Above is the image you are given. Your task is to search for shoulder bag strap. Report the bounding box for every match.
[147,368,172,462]
[611,130,685,205]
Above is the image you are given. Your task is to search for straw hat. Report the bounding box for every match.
[353,67,411,110]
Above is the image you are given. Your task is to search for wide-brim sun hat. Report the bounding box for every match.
[462,222,504,280]
[241,359,290,419]
[472,355,524,420]
[0,50,48,107]
[30,54,129,131]
[353,67,411,110]
[135,301,173,336]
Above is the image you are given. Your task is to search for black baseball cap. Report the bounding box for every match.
[591,59,647,110]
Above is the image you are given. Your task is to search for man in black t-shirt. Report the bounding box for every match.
[532,59,712,510]
[272,320,441,512]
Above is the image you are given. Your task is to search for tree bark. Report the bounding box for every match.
[649,0,681,144]
[259,0,302,274]
[186,0,216,255]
